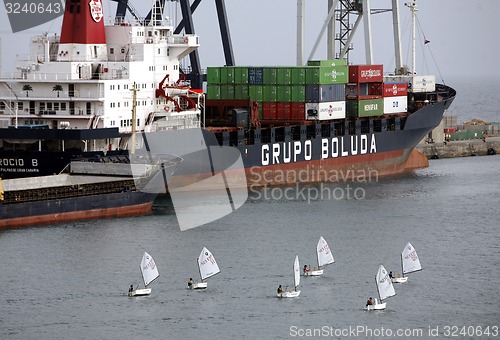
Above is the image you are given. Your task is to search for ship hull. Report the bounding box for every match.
[0,191,155,229]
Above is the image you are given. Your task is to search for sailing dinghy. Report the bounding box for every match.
[191,247,220,289]
[130,252,159,297]
[392,242,422,283]
[366,265,396,311]
[308,236,335,276]
[278,255,301,298]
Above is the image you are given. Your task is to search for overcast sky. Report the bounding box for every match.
[1,0,499,79]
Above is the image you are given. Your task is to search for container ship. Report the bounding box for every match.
[0,0,455,189]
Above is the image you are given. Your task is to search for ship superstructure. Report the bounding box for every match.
[0,0,202,134]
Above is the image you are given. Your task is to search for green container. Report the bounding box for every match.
[307,59,348,67]
[347,98,384,118]
[233,67,249,85]
[263,85,278,102]
[291,85,306,102]
[277,85,292,102]
[306,65,348,84]
[249,85,264,101]
[207,67,221,84]
[206,85,220,100]
[234,85,249,100]
[291,67,306,84]
[220,67,235,84]
[220,85,235,99]
[277,67,292,85]
[263,67,278,85]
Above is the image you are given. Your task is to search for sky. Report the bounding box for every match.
[1,0,499,79]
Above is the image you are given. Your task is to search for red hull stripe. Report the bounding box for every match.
[0,202,153,230]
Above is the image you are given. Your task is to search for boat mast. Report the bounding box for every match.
[375,275,382,303]
[400,253,404,278]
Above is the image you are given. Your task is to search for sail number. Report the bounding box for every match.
[5,2,62,14]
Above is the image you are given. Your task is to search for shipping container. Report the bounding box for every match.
[410,75,435,93]
[444,128,457,133]
[276,103,292,120]
[249,67,264,85]
[291,85,306,102]
[206,85,221,100]
[290,102,306,120]
[346,98,384,117]
[306,84,346,102]
[249,85,264,101]
[383,96,407,114]
[233,67,249,85]
[277,67,292,85]
[263,67,278,85]
[263,85,278,102]
[220,67,235,84]
[349,64,384,83]
[277,85,292,102]
[220,84,235,100]
[305,65,349,85]
[207,67,221,84]
[262,102,277,120]
[291,67,307,84]
[306,101,346,120]
[307,59,347,67]
[234,85,249,100]
[383,82,408,97]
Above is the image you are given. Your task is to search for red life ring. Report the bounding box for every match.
[184,37,189,44]
[164,106,171,112]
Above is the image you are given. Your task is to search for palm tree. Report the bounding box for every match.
[52,84,63,97]
[22,84,33,97]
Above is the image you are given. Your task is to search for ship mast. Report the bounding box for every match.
[405,1,418,75]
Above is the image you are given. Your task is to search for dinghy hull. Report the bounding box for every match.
[132,288,152,296]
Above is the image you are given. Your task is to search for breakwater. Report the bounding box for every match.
[416,137,500,159]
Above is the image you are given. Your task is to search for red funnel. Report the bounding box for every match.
[60,0,106,44]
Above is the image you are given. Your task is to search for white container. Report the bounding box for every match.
[383,96,408,114]
[306,101,345,120]
[411,75,435,93]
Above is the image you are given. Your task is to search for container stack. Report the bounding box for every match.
[346,64,384,118]
[382,82,408,114]
[206,60,348,122]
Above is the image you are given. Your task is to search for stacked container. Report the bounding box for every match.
[346,64,384,118]
[382,82,408,114]
[206,61,349,121]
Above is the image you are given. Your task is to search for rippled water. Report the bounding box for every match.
[1,155,499,339]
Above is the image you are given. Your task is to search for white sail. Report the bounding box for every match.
[317,236,335,268]
[376,265,396,301]
[402,242,422,275]
[140,252,159,287]
[198,247,220,281]
[294,255,301,288]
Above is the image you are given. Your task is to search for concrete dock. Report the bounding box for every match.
[416,136,500,159]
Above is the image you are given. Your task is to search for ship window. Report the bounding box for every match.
[0,102,4,110]
[54,103,60,110]
[117,85,120,90]
[110,48,114,54]
[121,48,125,54]
[167,49,170,56]
[47,103,52,110]
[61,103,66,110]
[158,48,160,55]
[18,102,23,110]
[40,102,45,111]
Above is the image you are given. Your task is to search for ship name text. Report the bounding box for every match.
[261,134,377,165]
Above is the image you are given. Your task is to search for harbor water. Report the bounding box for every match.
[1,155,499,339]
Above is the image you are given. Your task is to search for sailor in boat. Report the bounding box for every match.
[366,297,373,307]
[303,265,310,276]
[187,278,194,289]
[389,271,394,280]
[128,284,134,297]
[277,285,283,295]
